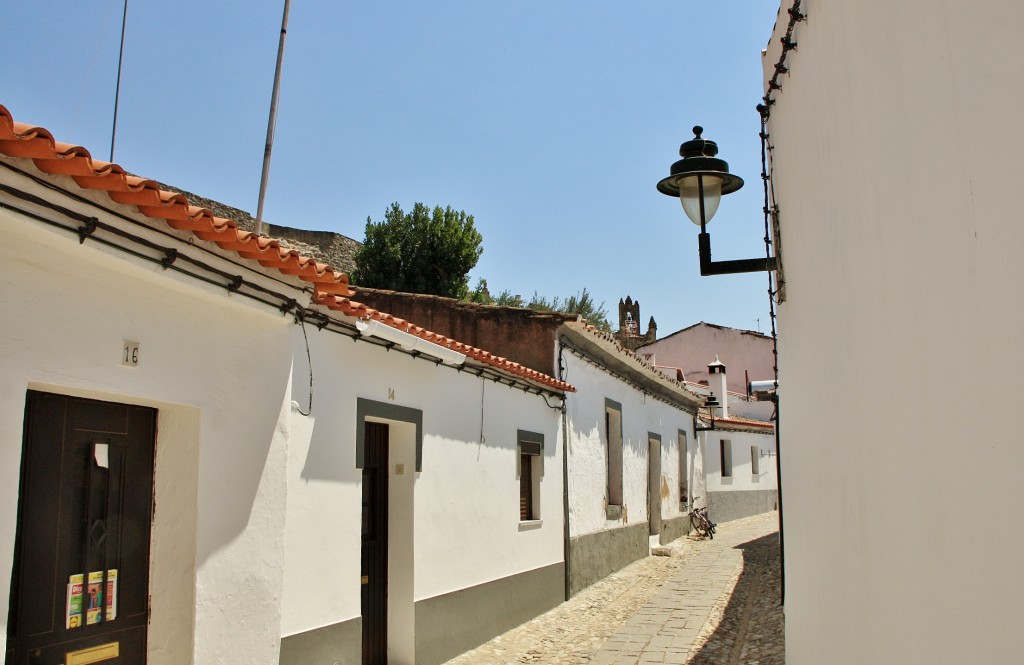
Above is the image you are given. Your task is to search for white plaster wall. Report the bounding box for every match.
[281,325,564,637]
[702,430,776,494]
[0,176,296,664]
[764,2,1024,662]
[563,352,694,538]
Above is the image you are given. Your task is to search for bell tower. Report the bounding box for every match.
[616,297,657,350]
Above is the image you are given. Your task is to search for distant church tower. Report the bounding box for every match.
[616,296,657,350]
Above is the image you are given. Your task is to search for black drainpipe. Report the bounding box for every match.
[558,339,572,601]
[773,395,784,604]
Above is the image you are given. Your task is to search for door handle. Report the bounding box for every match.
[361,576,369,585]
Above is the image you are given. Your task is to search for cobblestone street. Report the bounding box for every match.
[443,512,783,665]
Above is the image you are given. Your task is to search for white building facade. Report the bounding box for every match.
[558,323,703,594]
[279,314,566,665]
[0,106,570,665]
[763,1,1024,663]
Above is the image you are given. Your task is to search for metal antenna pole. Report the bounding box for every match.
[110,0,128,162]
[255,0,292,237]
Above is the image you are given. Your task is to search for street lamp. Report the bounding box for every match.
[657,126,778,276]
[694,393,721,432]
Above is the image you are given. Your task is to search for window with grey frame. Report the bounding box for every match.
[720,439,733,478]
[605,400,623,511]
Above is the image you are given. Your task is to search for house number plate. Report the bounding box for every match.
[121,340,140,367]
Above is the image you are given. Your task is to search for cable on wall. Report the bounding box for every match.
[0,160,311,295]
[478,377,487,445]
[0,166,568,402]
[753,0,805,606]
[294,311,314,416]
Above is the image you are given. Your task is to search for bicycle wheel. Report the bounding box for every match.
[690,512,707,538]
[700,509,715,539]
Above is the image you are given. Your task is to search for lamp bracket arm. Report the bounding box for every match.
[698,231,778,276]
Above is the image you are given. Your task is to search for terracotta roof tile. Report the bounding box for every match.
[314,293,575,393]
[0,104,352,296]
[0,103,572,394]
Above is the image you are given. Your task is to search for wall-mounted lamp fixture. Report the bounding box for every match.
[356,319,466,366]
[657,126,778,276]
[694,393,720,432]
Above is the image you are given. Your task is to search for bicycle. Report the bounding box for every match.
[689,504,716,539]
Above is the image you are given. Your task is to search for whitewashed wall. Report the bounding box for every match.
[281,323,564,644]
[562,351,693,538]
[702,430,776,494]
[765,1,1024,663]
[0,169,299,664]
[1,164,567,665]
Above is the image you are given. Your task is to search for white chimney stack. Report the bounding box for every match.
[708,356,728,420]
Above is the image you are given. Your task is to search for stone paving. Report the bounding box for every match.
[442,512,782,665]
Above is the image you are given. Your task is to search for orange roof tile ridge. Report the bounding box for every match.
[1,105,572,391]
[0,104,353,297]
[312,294,574,392]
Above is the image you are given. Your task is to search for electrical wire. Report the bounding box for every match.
[0,161,311,295]
[0,165,568,400]
[110,0,128,162]
[294,313,313,416]
[753,0,805,606]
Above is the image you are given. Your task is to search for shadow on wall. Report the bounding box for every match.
[688,532,785,665]
[197,355,295,567]
[298,376,549,485]
[299,410,359,483]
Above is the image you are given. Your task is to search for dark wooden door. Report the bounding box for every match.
[6,392,156,665]
[361,422,388,665]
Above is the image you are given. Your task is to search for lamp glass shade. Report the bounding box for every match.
[679,175,723,226]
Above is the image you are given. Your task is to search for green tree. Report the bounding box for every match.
[527,288,611,332]
[467,282,612,332]
[352,202,483,298]
[468,279,526,307]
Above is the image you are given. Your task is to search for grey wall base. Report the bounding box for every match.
[416,561,564,665]
[707,489,778,524]
[280,615,361,665]
[569,522,648,596]
[281,562,564,665]
[660,514,690,544]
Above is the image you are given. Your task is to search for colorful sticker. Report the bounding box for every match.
[66,570,117,628]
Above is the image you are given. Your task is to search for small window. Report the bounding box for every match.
[720,439,733,478]
[605,400,623,509]
[751,445,760,475]
[518,431,543,521]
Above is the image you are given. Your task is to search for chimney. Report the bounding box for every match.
[708,356,728,420]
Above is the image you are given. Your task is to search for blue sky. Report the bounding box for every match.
[3,1,782,336]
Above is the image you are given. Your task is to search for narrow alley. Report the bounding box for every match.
[444,512,783,665]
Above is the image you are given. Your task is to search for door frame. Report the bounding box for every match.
[13,385,203,665]
[356,398,419,664]
[7,391,157,665]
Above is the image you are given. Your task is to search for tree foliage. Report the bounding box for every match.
[352,202,483,299]
[468,281,612,332]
